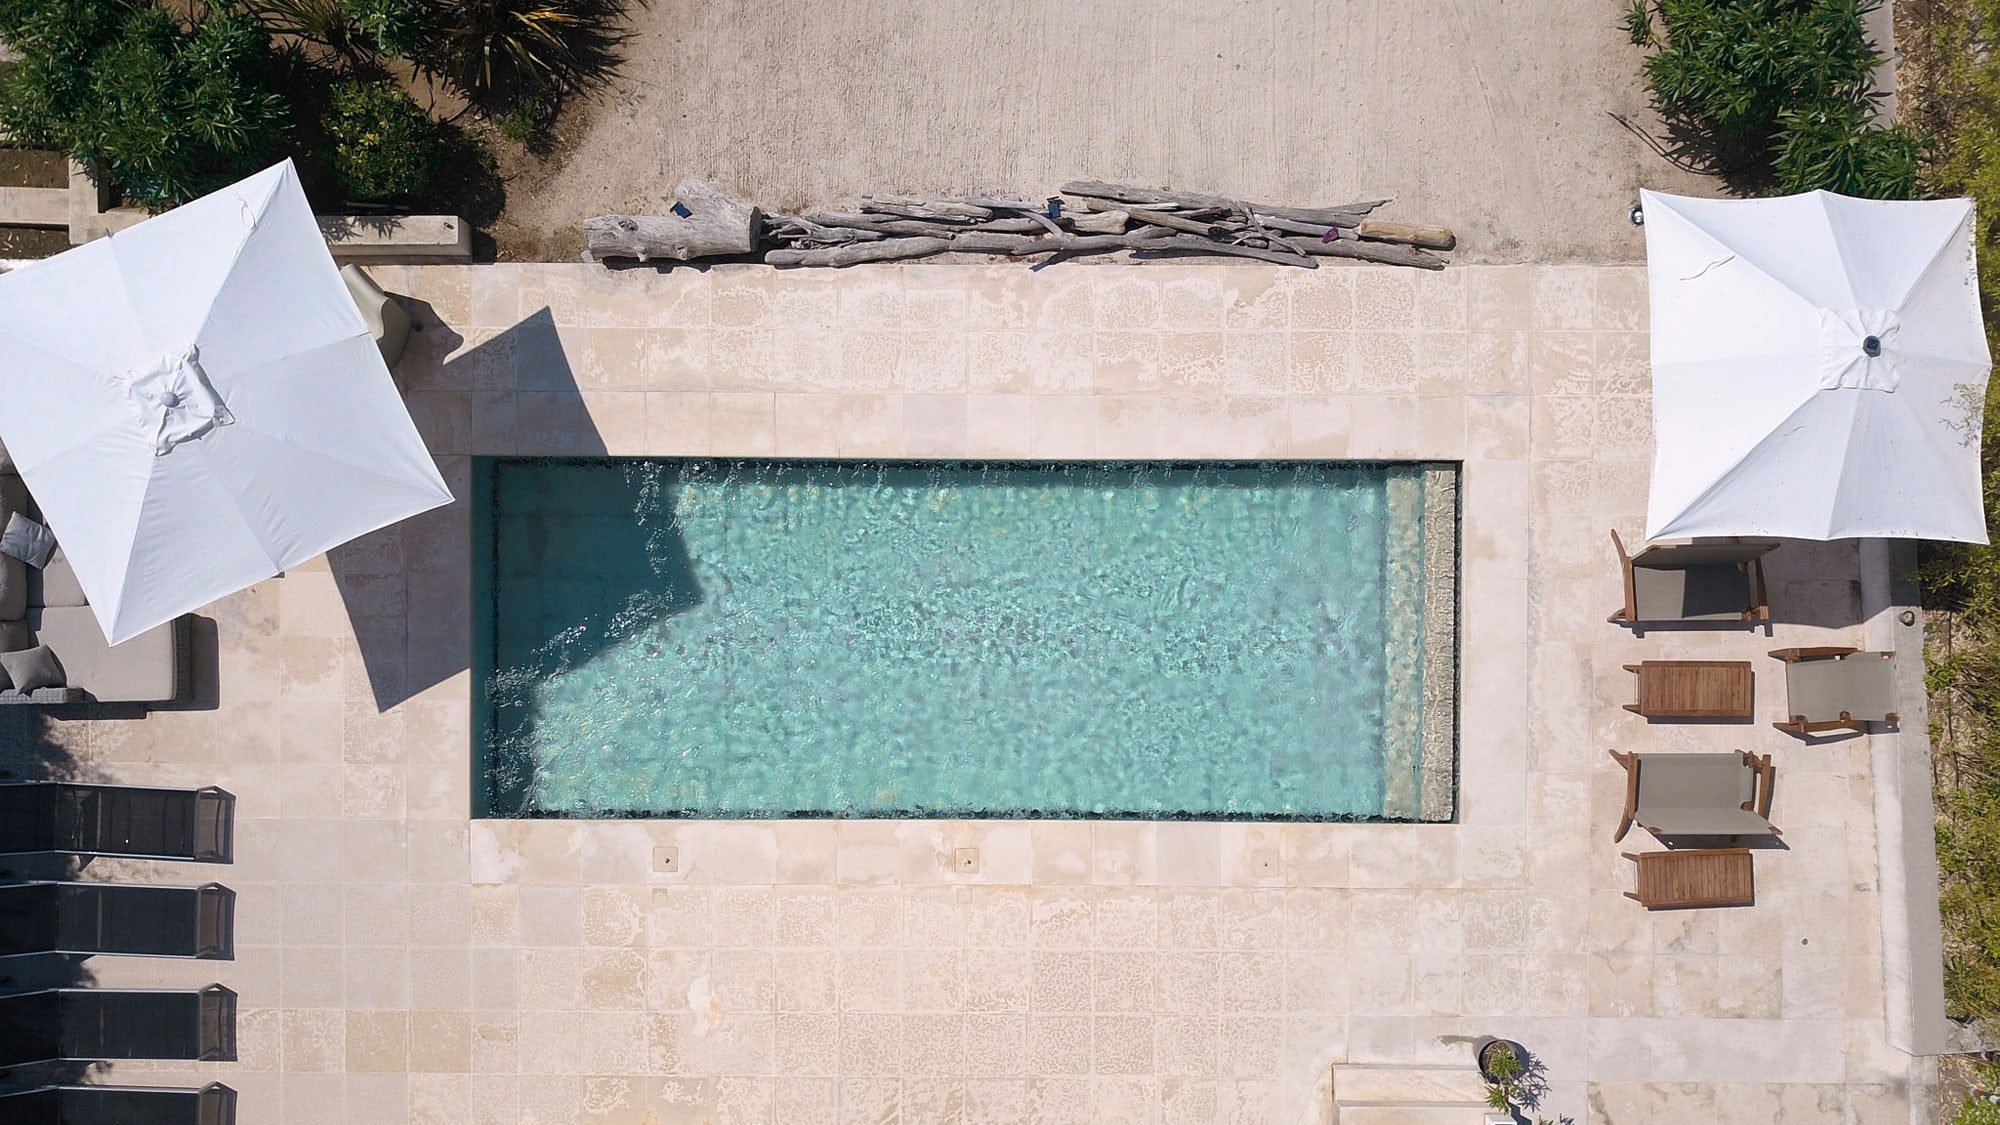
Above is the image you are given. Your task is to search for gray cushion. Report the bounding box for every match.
[30,608,179,703]
[0,511,55,568]
[29,548,86,608]
[0,555,25,621]
[1631,563,1752,621]
[0,620,30,653]
[0,644,65,691]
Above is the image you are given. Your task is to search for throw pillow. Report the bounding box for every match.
[0,619,30,653]
[0,644,64,691]
[0,512,55,568]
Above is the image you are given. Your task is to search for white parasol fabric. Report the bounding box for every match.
[0,160,452,644]
[1642,188,1990,544]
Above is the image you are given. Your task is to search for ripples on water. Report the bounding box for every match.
[480,459,1431,819]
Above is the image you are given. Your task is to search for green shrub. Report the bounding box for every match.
[249,0,424,63]
[422,0,630,109]
[323,78,440,201]
[0,1,290,205]
[1624,0,1923,197]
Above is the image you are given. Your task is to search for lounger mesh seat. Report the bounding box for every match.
[1610,750,1778,846]
[0,783,232,862]
[1609,531,1778,630]
[0,986,236,1066]
[0,883,233,959]
[0,1082,236,1125]
[1771,647,1898,734]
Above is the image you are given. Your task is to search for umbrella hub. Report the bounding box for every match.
[121,347,235,456]
[1818,309,1900,393]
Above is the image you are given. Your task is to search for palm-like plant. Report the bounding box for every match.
[423,0,631,108]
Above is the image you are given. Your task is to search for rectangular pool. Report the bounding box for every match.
[474,459,1457,820]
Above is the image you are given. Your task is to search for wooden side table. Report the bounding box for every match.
[1623,660,1754,719]
[1623,847,1754,909]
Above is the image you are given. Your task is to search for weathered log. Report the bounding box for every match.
[583,180,760,262]
[951,231,1041,252]
[804,212,1043,237]
[1249,214,1338,237]
[1135,235,1318,268]
[1355,218,1457,251]
[1068,209,1129,234]
[1282,236,1447,269]
[766,237,950,267]
[1006,228,1176,256]
[1062,181,1387,224]
[860,195,995,221]
[767,214,885,244]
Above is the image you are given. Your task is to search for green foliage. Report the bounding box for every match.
[339,0,423,57]
[1957,1066,2000,1125]
[1625,0,1923,197]
[422,0,630,108]
[322,78,440,201]
[248,0,423,63]
[0,1,290,205]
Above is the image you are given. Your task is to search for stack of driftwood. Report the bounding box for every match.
[583,180,1453,271]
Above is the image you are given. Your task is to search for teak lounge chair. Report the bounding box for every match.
[0,1082,236,1125]
[1609,749,1778,846]
[1607,530,1778,632]
[1770,647,1899,735]
[0,782,233,862]
[0,882,234,959]
[0,985,236,1066]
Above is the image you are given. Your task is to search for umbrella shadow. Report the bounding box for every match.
[332,306,612,715]
[1763,539,1868,630]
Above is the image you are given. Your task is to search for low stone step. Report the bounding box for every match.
[1332,1065,1489,1105]
[1337,1105,1495,1125]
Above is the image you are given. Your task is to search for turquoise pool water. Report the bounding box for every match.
[475,459,1449,820]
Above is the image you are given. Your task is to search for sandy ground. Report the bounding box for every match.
[491,0,1717,263]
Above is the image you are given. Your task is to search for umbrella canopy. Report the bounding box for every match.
[0,161,451,644]
[1642,188,1990,544]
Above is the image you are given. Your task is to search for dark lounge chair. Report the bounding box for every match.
[0,985,236,1066]
[0,1082,236,1125]
[0,883,234,959]
[0,783,232,862]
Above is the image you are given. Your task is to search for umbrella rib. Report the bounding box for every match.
[183,171,290,351]
[1653,392,1824,537]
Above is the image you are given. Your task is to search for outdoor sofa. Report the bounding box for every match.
[0,782,234,862]
[0,882,234,959]
[1608,749,1779,846]
[1607,530,1779,633]
[0,985,236,1066]
[0,444,189,704]
[0,1082,236,1125]
[1770,646,1899,734]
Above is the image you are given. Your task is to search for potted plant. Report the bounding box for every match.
[1475,1037,1572,1124]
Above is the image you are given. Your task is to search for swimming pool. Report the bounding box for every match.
[474,459,1457,820]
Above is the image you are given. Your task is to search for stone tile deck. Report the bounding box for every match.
[3,261,1936,1123]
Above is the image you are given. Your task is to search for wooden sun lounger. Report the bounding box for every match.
[1609,749,1778,846]
[1608,530,1778,633]
[1769,646,1898,735]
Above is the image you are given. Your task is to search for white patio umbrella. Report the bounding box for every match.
[0,160,452,644]
[1642,188,1990,544]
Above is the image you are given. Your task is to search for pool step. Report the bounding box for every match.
[1331,1063,1491,1125]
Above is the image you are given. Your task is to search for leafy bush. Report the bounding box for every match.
[1624,0,1923,197]
[323,78,440,201]
[0,0,290,205]
[422,0,630,109]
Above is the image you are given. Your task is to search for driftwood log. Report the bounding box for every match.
[585,179,1454,270]
[584,180,762,263]
[1355,219,1457,251]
